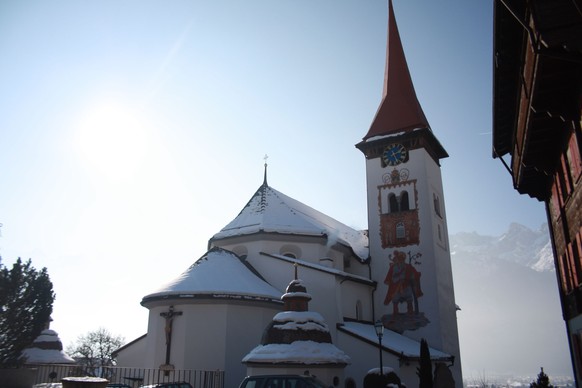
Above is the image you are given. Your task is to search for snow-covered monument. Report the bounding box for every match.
[242,277,350,383]
[19,322,75,385]
[115,1,462,387]
[22,325,75,365]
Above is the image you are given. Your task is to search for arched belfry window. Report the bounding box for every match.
[389,193,399,213]
[400,191,410,211]
[388,191,410,213]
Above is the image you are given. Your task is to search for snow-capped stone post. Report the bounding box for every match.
[242,279,350,386]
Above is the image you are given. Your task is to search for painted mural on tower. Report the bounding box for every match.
[378,168,420,248]
[382,250,429,332]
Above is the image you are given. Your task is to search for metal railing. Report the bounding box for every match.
[26,364,224,388]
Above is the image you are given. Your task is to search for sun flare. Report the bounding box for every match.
[75,101,150,181]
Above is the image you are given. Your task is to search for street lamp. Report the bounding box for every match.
[374,320,384,377]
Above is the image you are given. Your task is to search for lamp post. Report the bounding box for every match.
[374,320,384,377]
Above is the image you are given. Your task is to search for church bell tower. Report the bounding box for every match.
[356,1,462,383]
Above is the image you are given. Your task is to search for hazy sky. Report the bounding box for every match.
[0,0,552,378]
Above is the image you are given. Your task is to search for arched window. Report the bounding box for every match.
[434,193,442,217]
[400,191,410,211]
[280,245,301,259]
[396,222,405,239]
[233,246,248,259]
[388,193,399,213]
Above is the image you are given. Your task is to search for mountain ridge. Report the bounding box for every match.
[451,222,553,273]
[449,222,572,379]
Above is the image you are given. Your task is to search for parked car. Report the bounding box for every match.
[238,375,327,388]
[140,382,193,388]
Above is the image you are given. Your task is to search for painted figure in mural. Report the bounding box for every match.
[384,250,423,314]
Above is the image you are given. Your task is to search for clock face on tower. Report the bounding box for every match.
[382,143,408,166]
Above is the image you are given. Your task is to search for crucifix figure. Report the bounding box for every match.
[160,305,182,369]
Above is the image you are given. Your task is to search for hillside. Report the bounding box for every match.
[449,223,573,380]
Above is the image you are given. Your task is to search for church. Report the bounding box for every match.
[115,2,463,387]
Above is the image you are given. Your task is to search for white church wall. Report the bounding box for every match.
[247,252,293,292]
[339,280,373,323]
[215,235,326,263]
[285,267,340,332]
[144,305,172,369]
[115,335,147,368]
[143,300,281,388]
[406,150,459,357]
[319,277,347,335]
[224,303,283,388]
[213,230,362,275]
[315,244,342,267]
[221,235,376,328]
[143,303,192,370]
[212,229,372,289]
[394,149,445,347]
[336,330,402,388]
[422,157,461,379]
[219,235,375,326]
[343,256,370,279]
[182,304,227,370]
[363,157,385,253]
[246,252,345,341]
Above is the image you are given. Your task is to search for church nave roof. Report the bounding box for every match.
[210,182,369,262]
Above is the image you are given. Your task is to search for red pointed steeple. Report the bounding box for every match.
[363,0,430,140]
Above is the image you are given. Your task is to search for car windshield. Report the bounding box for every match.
[241,376,327,388]
[305,377,327,388]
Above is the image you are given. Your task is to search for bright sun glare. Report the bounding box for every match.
[75,101,150,181]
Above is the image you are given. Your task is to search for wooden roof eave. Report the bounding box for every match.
[492,0,527,159]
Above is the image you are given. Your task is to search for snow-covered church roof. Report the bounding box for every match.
[210,182,369,262]
[141,247,283,305]
[338,322,453,362]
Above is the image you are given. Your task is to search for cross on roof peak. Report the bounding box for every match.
[263,154,269,186]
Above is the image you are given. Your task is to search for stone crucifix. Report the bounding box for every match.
[159,305,182,369]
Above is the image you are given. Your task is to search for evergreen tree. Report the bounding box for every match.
[0,257,55,366]
[530,367,554,388]
[417,338,433,388]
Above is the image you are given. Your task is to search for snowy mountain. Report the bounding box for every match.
[450,223,553,272]
[449,223,573,380]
